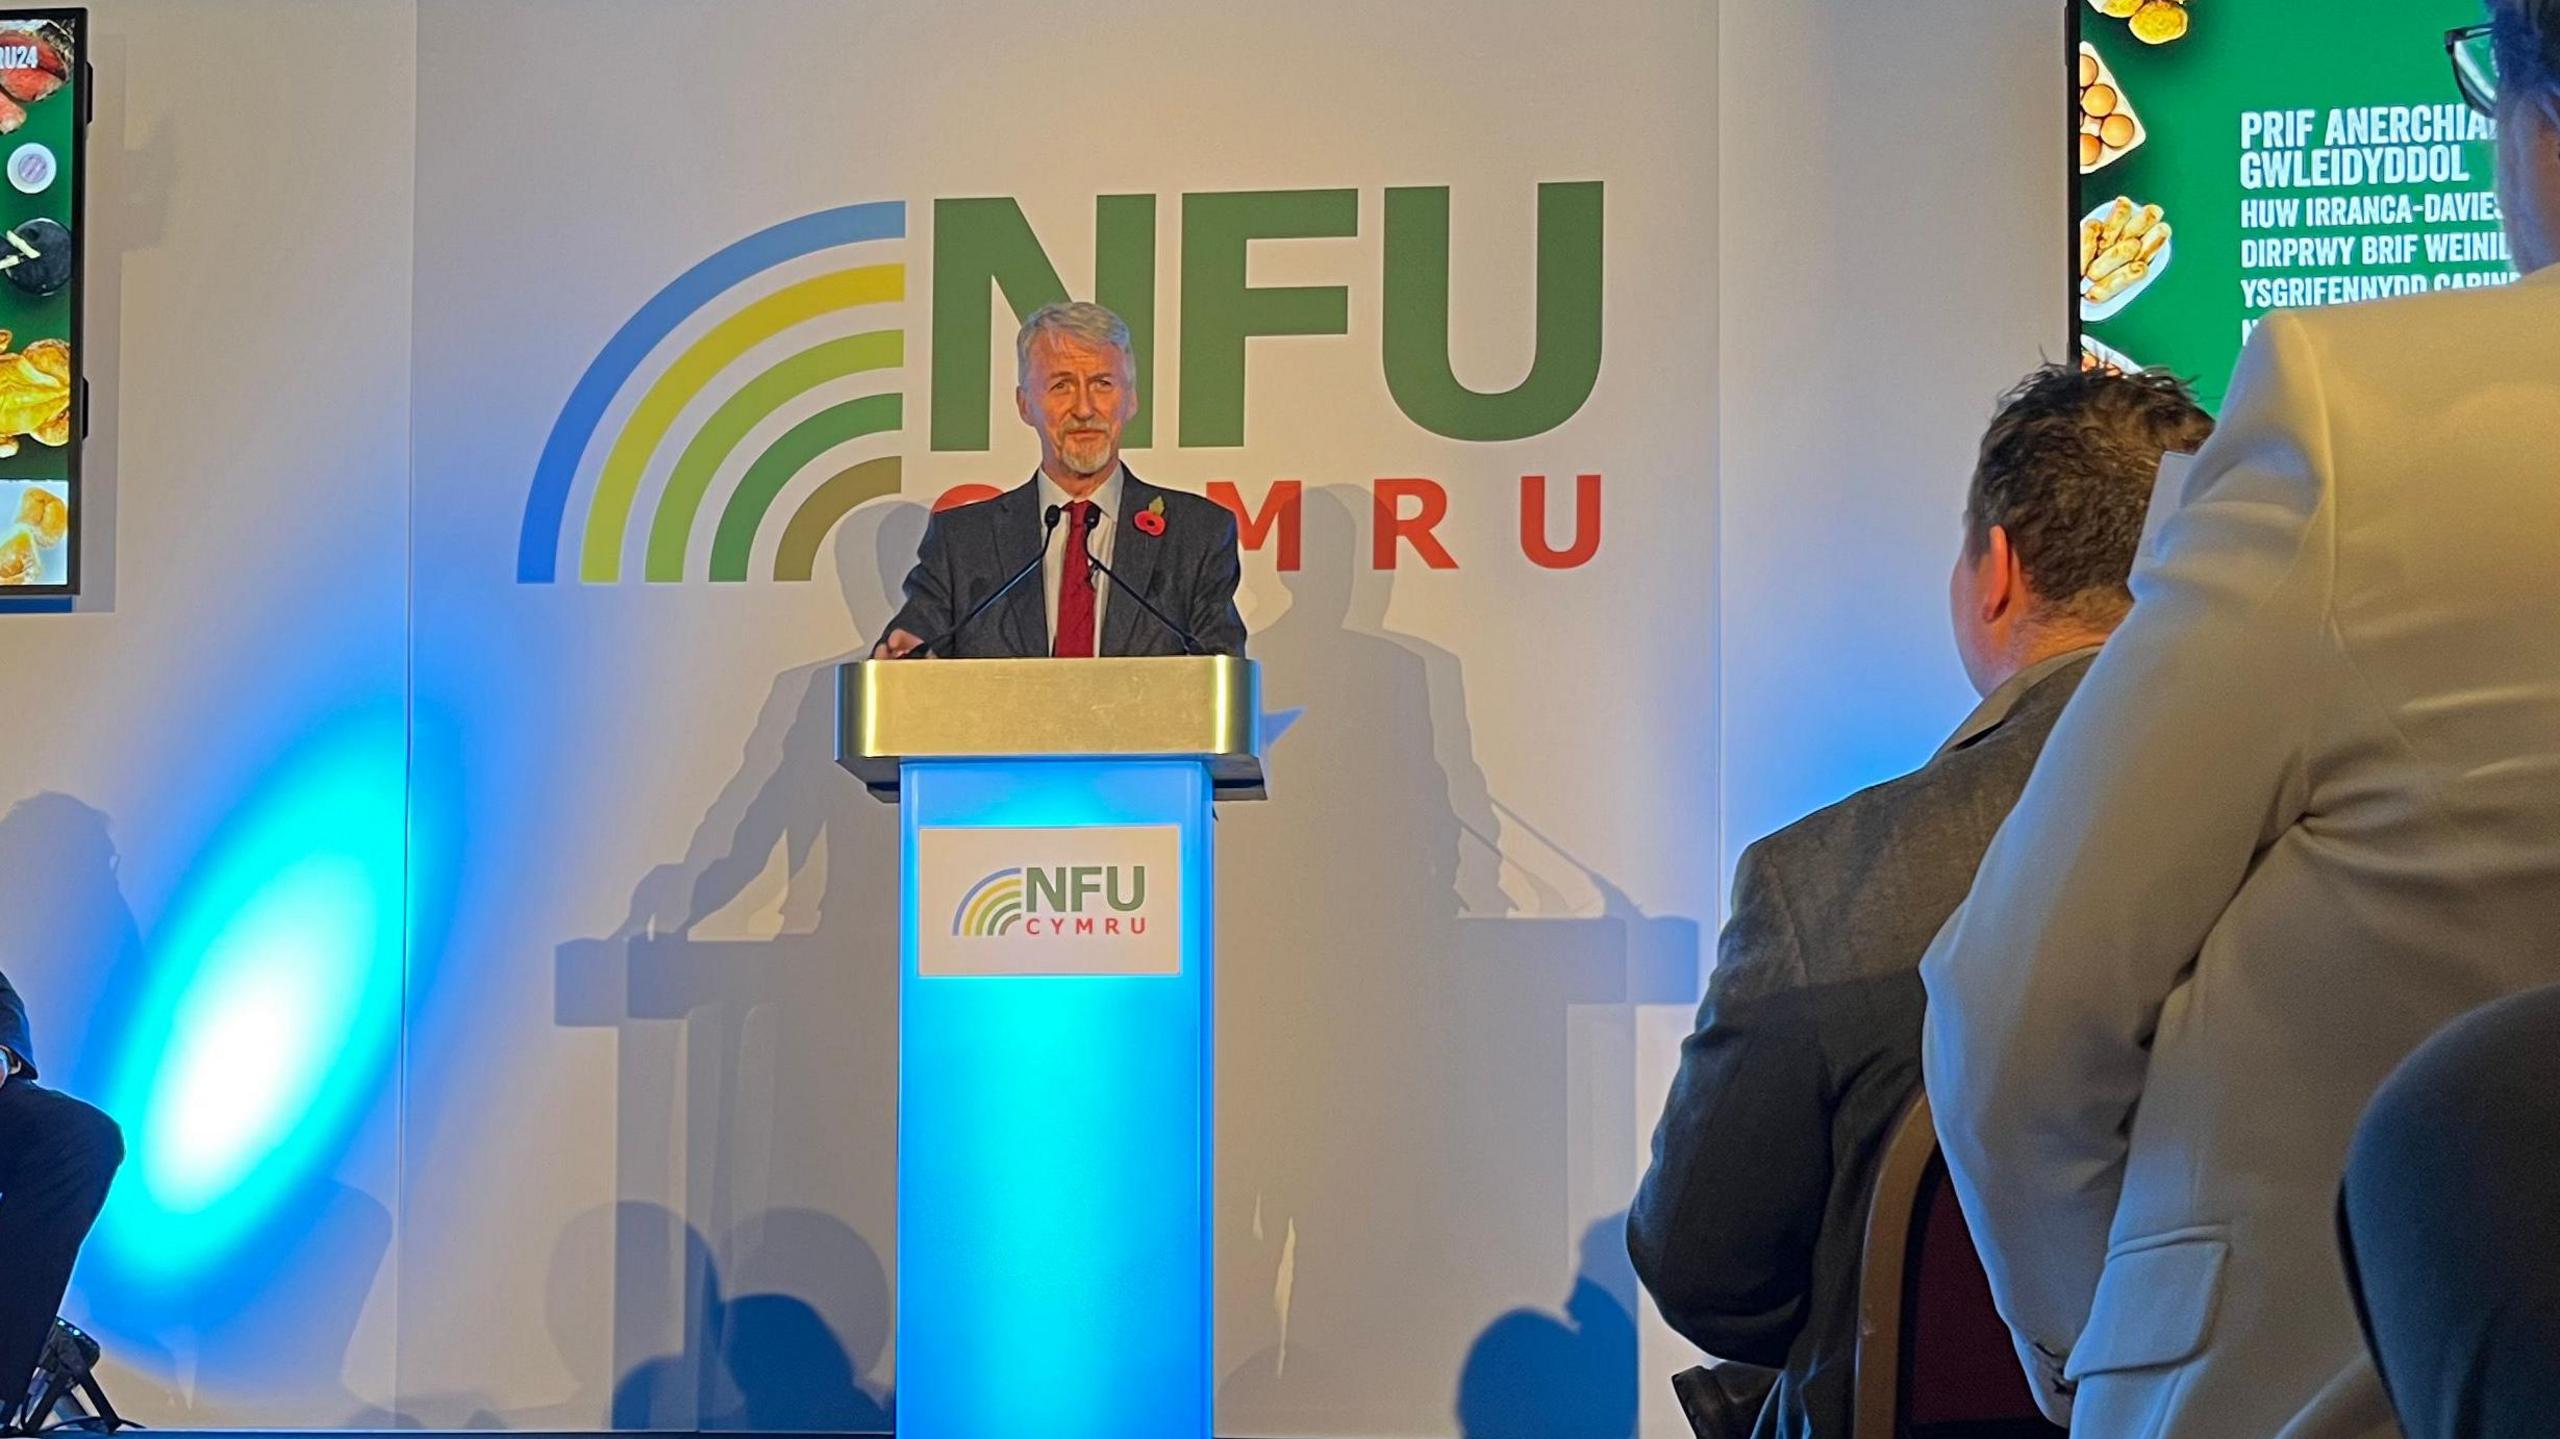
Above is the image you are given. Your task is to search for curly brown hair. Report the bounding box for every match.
[1965,364,2214,625]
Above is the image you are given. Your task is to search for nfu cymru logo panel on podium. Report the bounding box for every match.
[516,183,1609,586]
[917,824,1182,977]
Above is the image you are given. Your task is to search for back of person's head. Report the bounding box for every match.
[2492,0,2560,271]
[1949,364,2212,695]
[1965,363,2213,629]
[2493,0,2560,101]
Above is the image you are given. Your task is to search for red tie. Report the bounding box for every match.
[1052,500,1097,657]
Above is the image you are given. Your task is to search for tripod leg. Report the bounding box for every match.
[73,1372,121,1432]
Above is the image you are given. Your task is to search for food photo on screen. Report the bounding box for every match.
[0,477,66,585]
[2069,0,2511,413]
[0,11,78,592]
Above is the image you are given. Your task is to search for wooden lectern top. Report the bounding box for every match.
[837,655,1266,801]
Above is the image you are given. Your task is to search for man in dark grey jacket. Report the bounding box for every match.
[1628,365,2214,1438]
[0,967,121,1429]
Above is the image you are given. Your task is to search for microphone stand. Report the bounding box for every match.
[1080,516,1208,656]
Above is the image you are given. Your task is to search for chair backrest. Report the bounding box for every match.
[1853,1093,2060,1439]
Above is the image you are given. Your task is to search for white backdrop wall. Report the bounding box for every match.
[1717,0,2072,857]
[0,2,2065,1435]
[0,0,417,1425]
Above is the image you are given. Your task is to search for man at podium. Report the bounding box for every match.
[873,301,1247,660]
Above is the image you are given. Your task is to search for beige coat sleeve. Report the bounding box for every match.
[1919,310,2339,1395]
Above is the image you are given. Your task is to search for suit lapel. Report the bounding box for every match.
[991,477,1046,658]
[1101,468,1166,656]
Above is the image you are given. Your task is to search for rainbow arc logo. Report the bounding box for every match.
[952,868,1027,938]
[519,201,908,584]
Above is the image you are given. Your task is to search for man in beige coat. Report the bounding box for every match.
[1920,3,2560,1434]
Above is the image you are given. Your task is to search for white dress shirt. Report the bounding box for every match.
[1036,465,1121,651]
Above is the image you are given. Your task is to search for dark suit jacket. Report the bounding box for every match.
[1627,654,2095,1439]
[879,469,1247,658]
[0,968,31,1078]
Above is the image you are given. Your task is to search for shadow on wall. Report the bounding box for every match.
[456,1201,888,1432]
[0,794,397,1427]
[604,1204,890,1432]
[551,501,925,1430]
[1213,487,1692,1437]
[0,794,139,1061]
[179,1179,398,1425]
[1454,1216,1640,1439]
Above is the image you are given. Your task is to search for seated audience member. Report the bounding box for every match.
[2342,985,2560,1439]
[0,967,120,1429]
[1918,2,2560,1432]
[1627,365,2214,1439]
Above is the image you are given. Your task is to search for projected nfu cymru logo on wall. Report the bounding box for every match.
[516,184,1607,584]
[920,824,1182,977]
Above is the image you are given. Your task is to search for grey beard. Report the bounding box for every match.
[1062,443,1116,477]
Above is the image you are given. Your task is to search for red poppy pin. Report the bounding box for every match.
[1133,495,1167,537]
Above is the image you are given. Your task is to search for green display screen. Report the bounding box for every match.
[0,9,78,594]
[2073,0,2513,412]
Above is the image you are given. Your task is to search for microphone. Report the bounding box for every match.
[1080,510,1209,656]
[908,504,1063,658]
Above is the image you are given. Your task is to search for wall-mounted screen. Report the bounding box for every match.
[2072,0,2511,413]
[0,8,79,594]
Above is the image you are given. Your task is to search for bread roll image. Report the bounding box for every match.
[2082,217,2105,275]
[2086,258,2149,306]
[2137,221,2172,264]
[2098,196,2134,250]
[2123,203,2163,241]
[2100,112,2138,149]
[2081,132,2105,169]
[14,485,62,546]
[2079,50,2099,87]
[2082,83,2118,118]
[2087,236,2144,285]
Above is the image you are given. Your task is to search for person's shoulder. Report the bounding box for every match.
[2264,266,2559,366]
[1752,723,2035,857]
[918,488,1024,552]
[1742,765,1951,885]
[933,488,1016,526]
[1737,728,2047,948]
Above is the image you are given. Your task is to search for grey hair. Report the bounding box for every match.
[1015,301,1133,384]
[2494,0,2560,102]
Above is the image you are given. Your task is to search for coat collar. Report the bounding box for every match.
[1937,646,2101,757]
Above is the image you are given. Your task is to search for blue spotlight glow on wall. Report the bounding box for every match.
[95,718,407,1285]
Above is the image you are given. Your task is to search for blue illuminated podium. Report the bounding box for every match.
[838,656,1263,1439]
